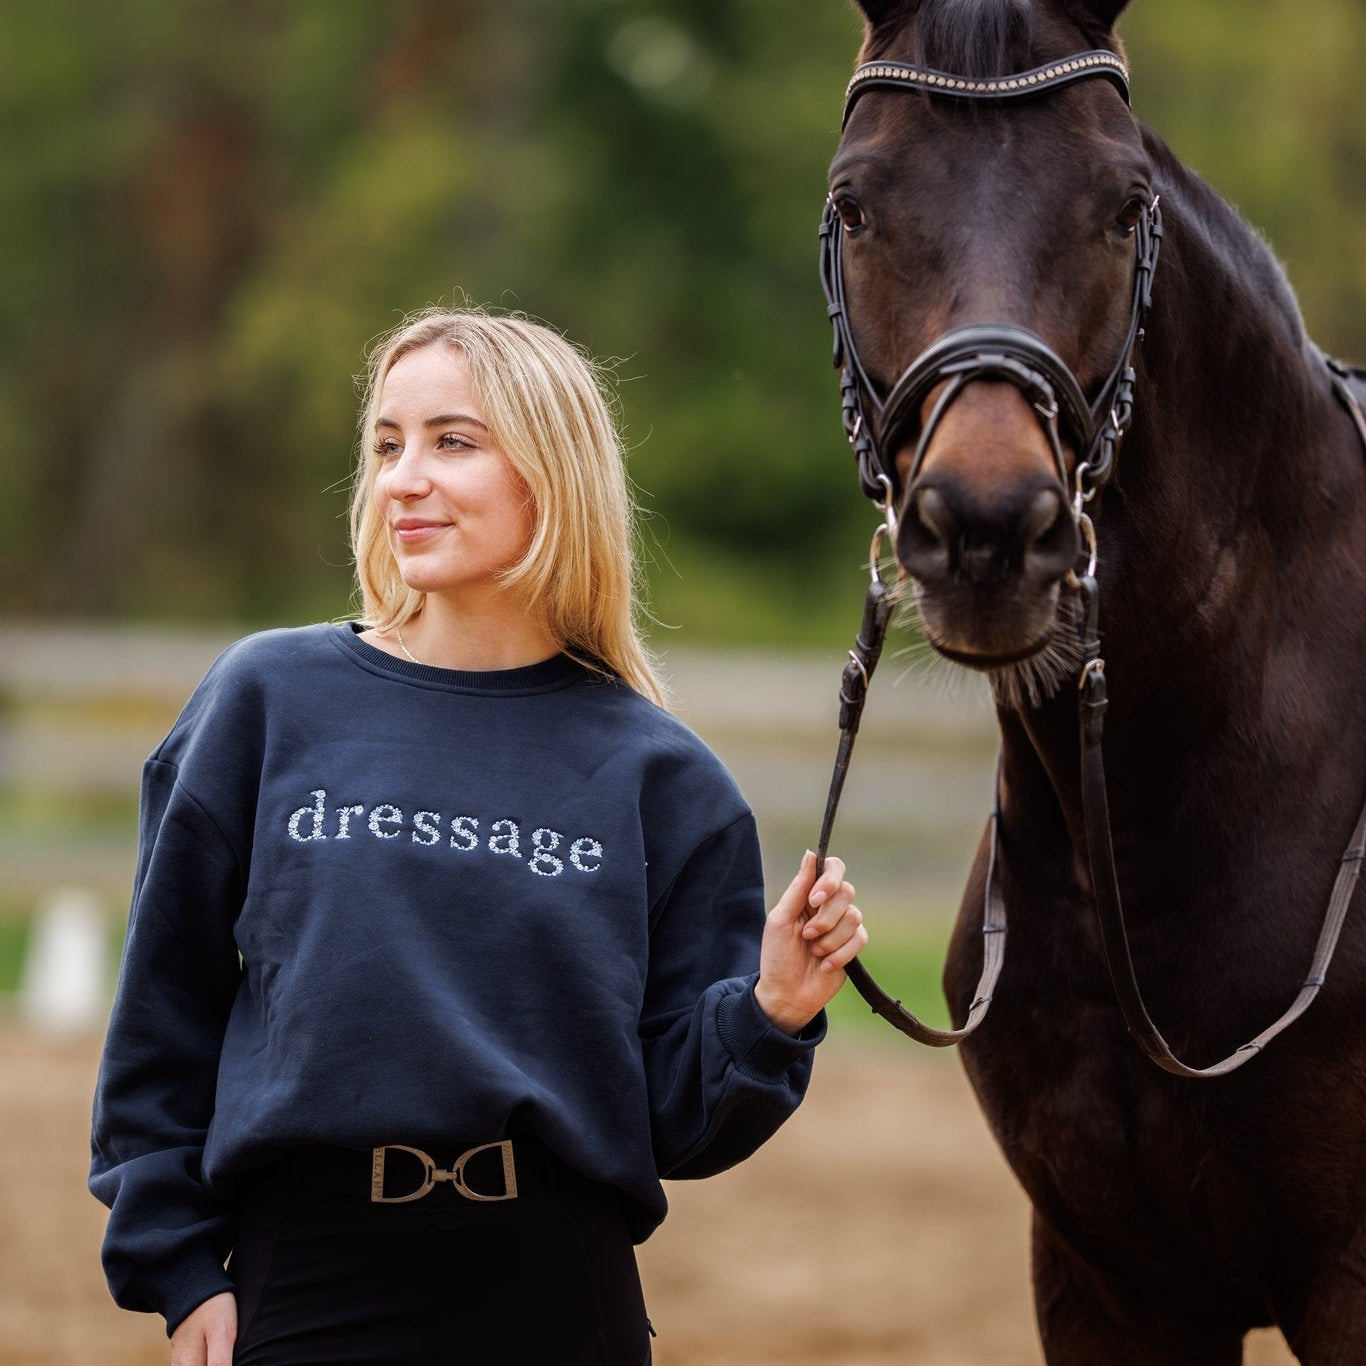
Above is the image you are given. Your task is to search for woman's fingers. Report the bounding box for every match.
[806,903,867,967]
[802,860,856,942]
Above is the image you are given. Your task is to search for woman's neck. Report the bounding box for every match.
[370,598,559,672]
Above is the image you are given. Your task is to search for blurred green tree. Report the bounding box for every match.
[0,0,1361,647]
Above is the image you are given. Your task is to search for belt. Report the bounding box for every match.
[372,1141,518,1203]
[256,1136,573,1205]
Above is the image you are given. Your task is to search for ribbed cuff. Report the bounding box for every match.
[717,980,826,1080]
[129,1258,235,1338]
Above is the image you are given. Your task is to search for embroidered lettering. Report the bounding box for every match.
[284,791,603,876]
[570,836,603,873]
[335,804,364,839]
[488,819,521,856]
[412,811,441,846]
[288,790,328,842]
[368,804,403,838]
[528,828,564,877]
[450,815,480,851]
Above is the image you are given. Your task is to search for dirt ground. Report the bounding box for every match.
[0,1024,1297,1366]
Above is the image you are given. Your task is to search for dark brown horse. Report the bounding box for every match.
[822,1,1366,1361]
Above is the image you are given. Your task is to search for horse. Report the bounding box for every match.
[819,1,1366,1361]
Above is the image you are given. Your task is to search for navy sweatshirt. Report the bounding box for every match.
[90,624,822,1332]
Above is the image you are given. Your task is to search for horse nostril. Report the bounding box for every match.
[1021,487,1079,584]
[898,481,1078,590]
[899,486,954,583]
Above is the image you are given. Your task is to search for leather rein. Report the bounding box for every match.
[816,48,1366,1074]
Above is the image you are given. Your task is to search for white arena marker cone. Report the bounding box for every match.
[19,888,109,1035]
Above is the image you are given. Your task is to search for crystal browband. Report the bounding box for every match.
[843,49,1130,122]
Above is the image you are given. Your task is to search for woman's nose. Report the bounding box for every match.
[381,449,431,498]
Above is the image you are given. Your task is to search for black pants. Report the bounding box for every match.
[230,1145,652,1366]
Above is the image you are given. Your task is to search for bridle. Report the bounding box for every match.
[819,49,1160,517]
[814,47,1366,1075]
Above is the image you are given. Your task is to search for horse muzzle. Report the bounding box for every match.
[897,472,1079,664]
[885,334,1086,664]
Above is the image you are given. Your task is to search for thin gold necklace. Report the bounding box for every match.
[395,627,422,665]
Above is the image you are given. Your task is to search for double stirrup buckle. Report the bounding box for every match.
[369,1140,519,1204]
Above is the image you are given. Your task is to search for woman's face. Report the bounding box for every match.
[371,343,535,611]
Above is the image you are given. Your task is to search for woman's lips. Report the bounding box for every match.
[393,520,448,544]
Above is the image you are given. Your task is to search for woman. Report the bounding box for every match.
[90,307,866,1366]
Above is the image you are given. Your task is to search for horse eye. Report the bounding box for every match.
[1116,196,1147,236]
[833,195,867,233]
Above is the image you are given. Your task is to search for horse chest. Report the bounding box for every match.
[961,1017,1270,1278]
[955,882,1366,1283]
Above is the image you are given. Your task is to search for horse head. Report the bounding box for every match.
[826,0,1155,702]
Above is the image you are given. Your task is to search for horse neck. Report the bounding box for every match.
[1104,131,1363,667]
[1137,130,1325,480]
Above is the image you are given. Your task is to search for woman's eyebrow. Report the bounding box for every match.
[374,413,489,431]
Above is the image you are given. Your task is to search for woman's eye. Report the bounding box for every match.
[833,194,866,233]
[372,438,401,458]
[437,433,471,451]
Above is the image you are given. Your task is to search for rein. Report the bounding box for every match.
[814,518,1006,1043]
[816,46,1366,1072]
[1074,569,1366,1077]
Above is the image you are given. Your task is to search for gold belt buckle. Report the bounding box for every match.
[369,1140,519,1204]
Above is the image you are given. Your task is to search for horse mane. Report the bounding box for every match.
[1144,132,1309,355]
[911,0,1035,77]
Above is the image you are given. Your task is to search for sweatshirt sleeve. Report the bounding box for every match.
[89,754,246,1333]
[640,812,825,1180]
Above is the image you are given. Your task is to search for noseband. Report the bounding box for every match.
[818,49,1162,514]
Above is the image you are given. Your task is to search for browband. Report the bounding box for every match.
[843,49,1129,126]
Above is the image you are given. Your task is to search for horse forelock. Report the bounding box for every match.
[861,0,1110,77]
[910,0,1037,77]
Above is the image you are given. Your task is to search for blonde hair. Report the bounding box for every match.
[349,306,668,708]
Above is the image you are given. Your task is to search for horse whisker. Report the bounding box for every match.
[986,591,1084,711]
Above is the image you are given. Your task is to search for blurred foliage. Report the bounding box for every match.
[1,0,1362,647]
[0,917,27,992]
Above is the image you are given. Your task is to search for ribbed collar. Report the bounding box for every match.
[334,622,589,695]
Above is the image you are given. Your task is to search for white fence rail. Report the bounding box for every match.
[1,622,999,920]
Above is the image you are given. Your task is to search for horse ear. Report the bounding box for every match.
[849,0,919,28]
[1064,0,1133,33]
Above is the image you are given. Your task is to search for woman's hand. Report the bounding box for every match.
[170,1292,237,1366]
[755,851,867,1035]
